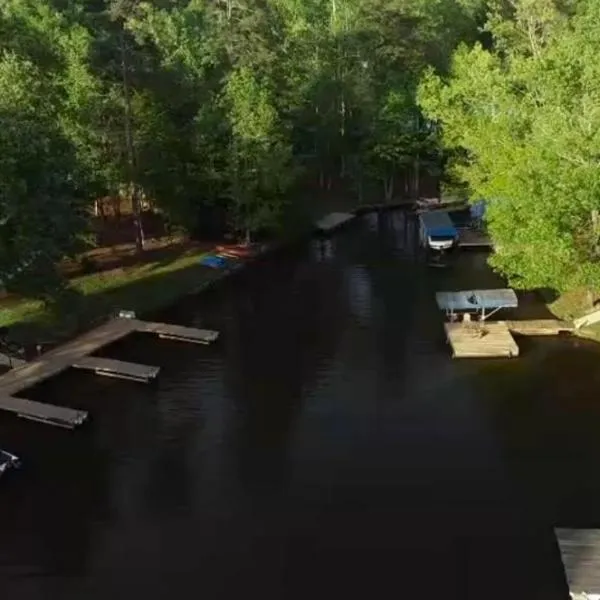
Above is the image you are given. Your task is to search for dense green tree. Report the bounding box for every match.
[0,0,490,298]
[0,53,87,299]
[419,0,600,293]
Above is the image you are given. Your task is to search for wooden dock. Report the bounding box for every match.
[555,528,600,597]
[0,317,219,427]
[315,212,356,232]
[72,356,160,383]
[135,320,219,345]
[506,319,574,336]
[457,228,492,248]
[444,322,519,358]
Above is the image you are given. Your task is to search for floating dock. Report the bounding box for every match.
[0,317,219,427]
[555,528,600,598]
[72,356,160,383]
[457,228,492,248]
[444,322,519,358]
[315,212,356,232]
[135,320,219,345]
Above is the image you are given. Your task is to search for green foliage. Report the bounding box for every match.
[419,0,600,292]
[0,51,87,300]
[0,0,490,298]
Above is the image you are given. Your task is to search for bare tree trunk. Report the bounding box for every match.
[120,28,144,253]
[383,175,394,203]
[413,155,420,200]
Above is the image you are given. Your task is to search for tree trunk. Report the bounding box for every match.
[413,154,420,200]
[120,28,144,253]
[384,174,394,203]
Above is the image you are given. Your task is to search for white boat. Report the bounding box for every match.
[418,210,458,251]
[0,449,20,476]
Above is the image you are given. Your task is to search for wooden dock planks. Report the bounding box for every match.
[315,212,356,232]
[72,356,160,383]
[457,228,492,248]
[0,395,87,428]
[506,319,574,336]
[444,322,519,358]
[0,318,137,398]
[555,528,600,597]
[134,320,219,345]
[0,317,219,427]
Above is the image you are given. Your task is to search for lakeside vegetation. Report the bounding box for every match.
[1,0,600,339]
[0,245,211,345]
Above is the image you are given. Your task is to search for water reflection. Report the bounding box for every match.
[0,211,587,599]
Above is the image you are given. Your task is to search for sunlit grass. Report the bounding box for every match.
[0,249,211,345]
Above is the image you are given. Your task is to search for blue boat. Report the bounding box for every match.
[418,211,458,251]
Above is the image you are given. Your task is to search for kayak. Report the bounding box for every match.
[215,244,259,258]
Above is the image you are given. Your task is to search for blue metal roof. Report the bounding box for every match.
[419,211,458,238]
[436,289,518,312]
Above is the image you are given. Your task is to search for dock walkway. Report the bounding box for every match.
[0,318,219,428]
[506,319,573,336]
[556,528,600,597]
[458,228,492,248]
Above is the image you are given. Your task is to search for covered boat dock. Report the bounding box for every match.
[436,288,518,321]
[418,210,458,250]
[436,289,519,358]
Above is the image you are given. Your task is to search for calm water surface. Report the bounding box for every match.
[2,212,599,599]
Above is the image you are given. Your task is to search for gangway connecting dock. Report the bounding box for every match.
[0,317,219,428]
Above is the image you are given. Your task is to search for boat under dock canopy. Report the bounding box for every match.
[436,288,518,320]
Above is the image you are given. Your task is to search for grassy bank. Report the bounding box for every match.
[0,247,216,347]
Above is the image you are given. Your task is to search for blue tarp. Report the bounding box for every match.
[200,255,229,269]
[470,200,487,221]
[419,211,458,238]
[436,289,518,312]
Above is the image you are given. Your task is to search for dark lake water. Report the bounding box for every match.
[2,211,600,599]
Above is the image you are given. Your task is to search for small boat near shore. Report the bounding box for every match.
[0,449,20,476]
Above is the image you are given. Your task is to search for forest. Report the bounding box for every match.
[1,0,598,301]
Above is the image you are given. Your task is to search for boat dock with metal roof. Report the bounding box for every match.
[436,289,518,321]
[418,210,459,251]
[436,289,574,358]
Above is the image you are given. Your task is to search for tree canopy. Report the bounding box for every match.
[0,0,488,297]
[419,0,600,293]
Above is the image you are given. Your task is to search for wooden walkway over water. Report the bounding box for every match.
[0,318,219,428]
[556,528,600,598]
[457,228,492,248]
[445,319,574,359]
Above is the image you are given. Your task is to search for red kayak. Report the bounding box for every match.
[215,244,259,258]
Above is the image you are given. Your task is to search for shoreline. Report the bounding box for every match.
[4,202,597,353]
[0,212,360,353]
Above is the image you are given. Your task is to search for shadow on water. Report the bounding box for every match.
[2,211,597,600]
